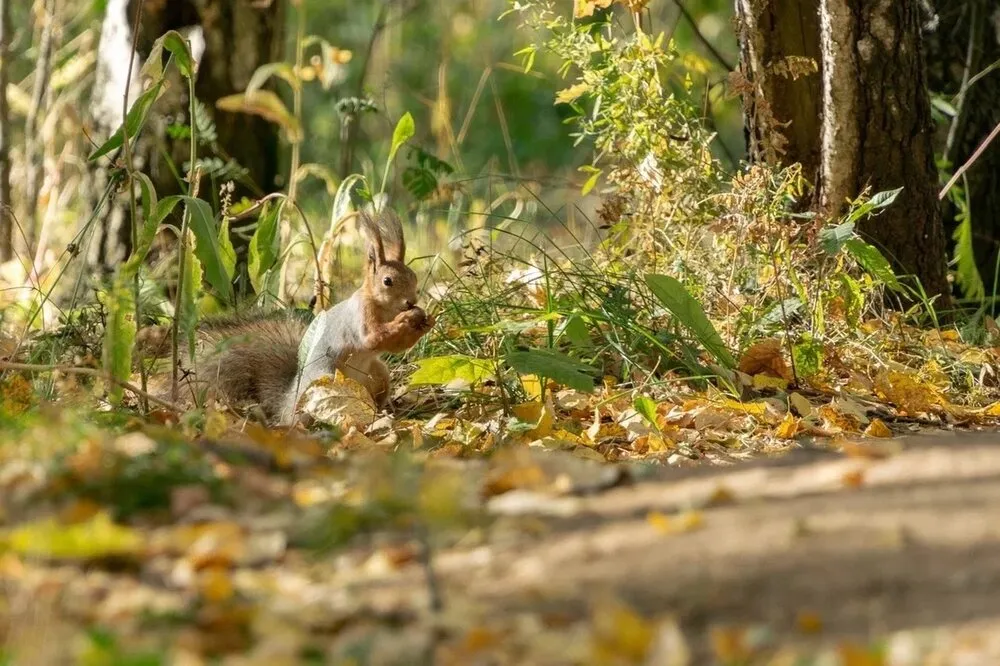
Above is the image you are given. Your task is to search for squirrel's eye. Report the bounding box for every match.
[382,276,393,287]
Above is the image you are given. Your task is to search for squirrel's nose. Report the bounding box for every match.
[405,300,415,309]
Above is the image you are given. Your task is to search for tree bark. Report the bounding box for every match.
[818,0,951,304]
[0,0,12,263]
[87,0,285,274]
[735,0,823,182]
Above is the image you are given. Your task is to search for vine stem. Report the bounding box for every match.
[170,65,199,402]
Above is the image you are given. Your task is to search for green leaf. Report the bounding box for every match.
[951,195,985,302]
[644,274,736,369]
[381,112,415,192]
[409,355,495,386]
[579,166,602,196]
[792,335,823,377]
[179,232,202,362]
[161,30,195,79]
[504,349,597,393]
[633,396,658,429]
[557,314,593,349]
[183,197,234,303]
[836,273,865,328]
[819,221,855,255]
[218,218,237,282]
[134,172,158,222]
[102,274,137,406]
[844,238,902,292]
[868,187,903,210]
[88,83,165,161]
[123,195,183,278]
[248,202,281,296]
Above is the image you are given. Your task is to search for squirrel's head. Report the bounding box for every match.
[360,210,419,318]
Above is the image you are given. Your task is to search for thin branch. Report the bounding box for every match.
[939,118,1000,200]
[0,361,183,413]
[0,0,12,262]
[25,0,57,251]
[671,0,735,72]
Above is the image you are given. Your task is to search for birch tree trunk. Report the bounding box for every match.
[818,0,950,304]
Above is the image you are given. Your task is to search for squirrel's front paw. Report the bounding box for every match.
[398,306,432,330]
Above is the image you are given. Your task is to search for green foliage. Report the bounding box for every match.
[644,274,735,369]
[248,202,282,299]
[101,276,137,406]
[409,355,495,386]
[505,348,597,392]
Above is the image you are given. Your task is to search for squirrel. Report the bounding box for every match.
[160,207,435,424]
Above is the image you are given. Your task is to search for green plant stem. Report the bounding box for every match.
[278,3,307,304]
[123,0,147,412]
[171,71,198,402]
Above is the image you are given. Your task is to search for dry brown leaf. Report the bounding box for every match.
[863,418,893,438]
[738,338,793,381]
[874,370,942,414]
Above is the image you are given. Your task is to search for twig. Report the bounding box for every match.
[0,361,183,413]
[0,0,12,262]
[939,118,1000,200]
[671,0,734,72]
[25,0,57,251]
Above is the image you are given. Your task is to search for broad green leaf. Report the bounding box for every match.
[409,355,495,386]
[248,202,281,295]
[179,231,202,362]
[216,91,303,142]
[218,218,237,282]
[819,220,855,255]
[388,112,415,165]
[504,349,597,393]
[792,335,823,377]
[4,511,143,561]
[557,314,593,349]
[102,274,137,406]
[123,195,183,278]
[246,61,300,96]
[161,30,195,79]
[183,197,234,303]
[844,239,902,292]
[633,396,658,429]
[381,112,415,192]
[88,83,165,160]
[580,166,602,196]
[644,274,736,369]
[951,197,985,302]
[868,187,903,210]
[134,172,158,222]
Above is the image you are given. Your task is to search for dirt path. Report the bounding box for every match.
[348,433,1000,663]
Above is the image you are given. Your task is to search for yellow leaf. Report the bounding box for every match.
[719,398,768,418]
[752,373,788,390]
[216,90,303,142]
[520,374,543,400]
[874,370,942,414]
[775,412,799,439]
[863,418,892,438]
[298,372,377,429]
[647,510,703,535]
[574,0,613,19]
[796,610,823,634]
[204,408,228,439]
[5,512,143,561]
[0,374,32,417]
[200,565,235,603]
[555,82,589,105]
[789,392,814,417]
[710,626,752,663]
[511,398,555,439]
[589,597,654,663]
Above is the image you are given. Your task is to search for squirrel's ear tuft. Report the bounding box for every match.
[359,212,386,269]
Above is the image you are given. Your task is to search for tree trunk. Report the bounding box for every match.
[818,0,951,304]
[926,0,1000,297]
[734,0,823,182]
[87,0,285,275]
[0,0,12,263]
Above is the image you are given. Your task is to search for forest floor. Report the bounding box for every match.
[1,402,999,665]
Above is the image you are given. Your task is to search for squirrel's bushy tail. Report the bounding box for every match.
[193,310,308,418]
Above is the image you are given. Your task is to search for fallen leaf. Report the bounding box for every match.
[863,418,893,438]
[298,372,376,429]
[738,338,793,381]
[5,512,143,561]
